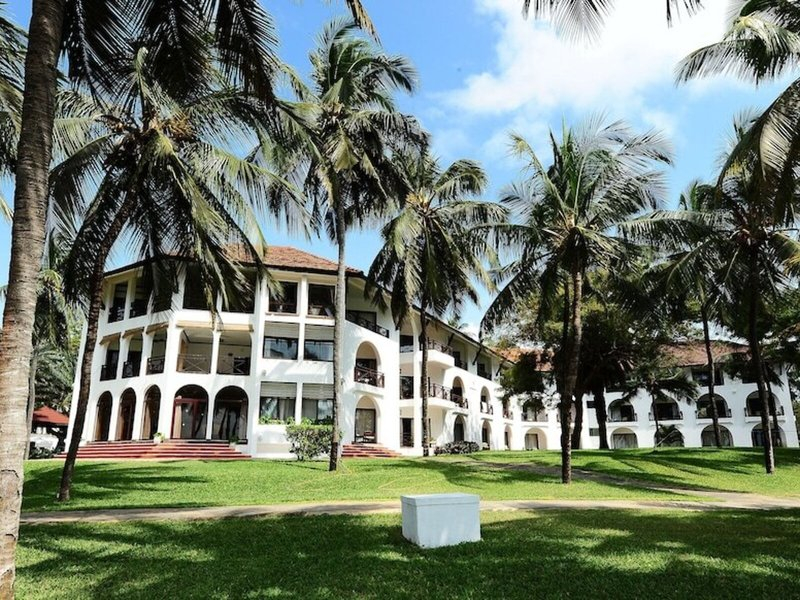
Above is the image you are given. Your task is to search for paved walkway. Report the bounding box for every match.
[20,491,800,525]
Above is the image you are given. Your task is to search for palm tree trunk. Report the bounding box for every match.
[593,383,609,450]
[560,266,584,484]
[25,354,38,459]
[0,0,65,593]
[329,201,347,471]
[570,388,584,449]
[765,376,781,447]
[701,304,722,447]
[748,254,774,474]
[58,201,134,501]
[419,301,430,457]
[651,391,662,448]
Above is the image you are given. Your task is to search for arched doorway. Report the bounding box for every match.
[504,426,512,450]
[481,420,492,450]
[608,399,636,422]
[453,415,466,442]
[212,386,248,442]
[701,424,733,447]
[525,428,546,450]
[94,392,113,441]
[752,423,785,447]
[655,426,684,447]
[697,394,730,419]
[116,389,136,440]
[611,428,638,449]
[172,385,209,439]
[354,396,378,444]
[355,342,383,387]
[141,386,161,440]
[451,377,466,406]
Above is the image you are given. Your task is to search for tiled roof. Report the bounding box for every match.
[262,246,361,274]
[32,406,69,426]
[662,340,748,367]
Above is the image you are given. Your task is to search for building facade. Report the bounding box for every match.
[67,247,799,456]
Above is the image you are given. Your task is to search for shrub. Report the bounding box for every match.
[28,447,55,460]
[259,416,295,425]
[434,441,480,455]
[285,419,335,461]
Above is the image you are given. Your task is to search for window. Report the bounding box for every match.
[400,335,414,353]
[109,282,128,322]
[691,367,723,386]
[308,284,335,316]
[304,340,334,361]
[269,282,298,314]
[259,397,296,422]
[182,266,208,310]
[223,272,256,313]
[302,399,333,423]
[263,337,298,360]
[589,428,600,436]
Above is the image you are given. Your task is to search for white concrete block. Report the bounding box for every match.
[401,493,481,548]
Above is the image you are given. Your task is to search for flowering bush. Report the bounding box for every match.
[433,441,480,455]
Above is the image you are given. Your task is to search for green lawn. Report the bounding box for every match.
[17,509,800,599]
[21,455,677,512]
[22,448,800,512]
[466,447,800,496]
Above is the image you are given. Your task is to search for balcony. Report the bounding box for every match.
[346,311,389,338]
[177,353,211,374]
[522,411,547,422]
[147,356,165,375]
[477,368,492,381]
[355,364,385,388]
[696,408,732,419]
[217,355,251,376]
[450,389,466,408]
[649,410,683,422]
[480,401,494,415]
[745,405,785,418]
[121,360,141,378]
[428,381,451,401]
[608,413,638,423]
[100,363,117,381]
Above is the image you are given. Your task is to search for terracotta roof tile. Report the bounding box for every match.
[223,245,361,274]
[662,341,748,367]
[32,406,69,426]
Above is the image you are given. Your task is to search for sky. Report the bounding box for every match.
[0,0,793,336]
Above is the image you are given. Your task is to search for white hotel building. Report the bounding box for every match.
[66,246,799,457]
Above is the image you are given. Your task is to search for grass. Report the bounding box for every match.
[22,454,679,513]
[464,447,800,497]
[17,509,800,599]
[22,448,800,513]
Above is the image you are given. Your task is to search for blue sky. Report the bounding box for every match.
[0,0,792,334]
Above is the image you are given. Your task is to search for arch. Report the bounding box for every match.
[212,386,248,442]
[611,427,638,449]
[141,386,161,440]
[453,415,466,442]
[751,423,786,448]
[355,341,383,387]
[451,376,466,405]
[480,386,492,414]
[655,425,684,447]
[94,392,113,441]
[608,399,636,422]
[172,385,209,439]
[746,391,781,417]
[701,424,733,447]
[355,395,379,444]
[116,389,136,441]
[652,399,681,421]
[504,425,513,450]
[525,427,547,450]
[697,394,730,419]
[481,419,492,450]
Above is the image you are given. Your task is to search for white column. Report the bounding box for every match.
[297,277,308,361]
[131,386,145,440]
[118,335,131,380]
[295,382,304,423]
[108,395,121,441]
[205,329,222,439]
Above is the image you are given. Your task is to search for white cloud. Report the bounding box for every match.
[446,0,732,116]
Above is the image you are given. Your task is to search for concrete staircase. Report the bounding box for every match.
[341,443,402,459]
[61,439,249,460]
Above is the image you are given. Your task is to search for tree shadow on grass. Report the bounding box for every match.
[16,509,800,599]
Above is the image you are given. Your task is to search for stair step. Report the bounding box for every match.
[59,439,249,460]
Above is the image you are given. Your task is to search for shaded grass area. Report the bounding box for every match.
[17,509,800,599]
[463,447,800,496]
[22,456,677,513]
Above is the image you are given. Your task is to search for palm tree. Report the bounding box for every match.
[285,20,423,470]
[366,148,504,456]
[56,46,305,502]
[618,356,697,448]
[523,0,704,39]
[482,117,672,483]
[628,112,800,473]
[0,3,373,591]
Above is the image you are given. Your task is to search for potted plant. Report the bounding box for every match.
[153,432,165,445]
[228,435,240,447]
